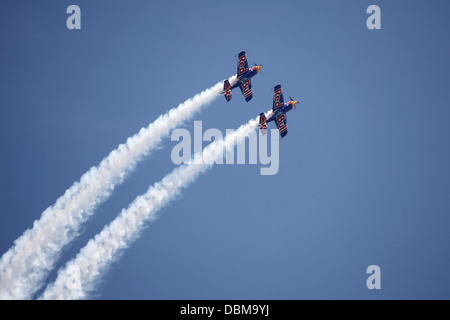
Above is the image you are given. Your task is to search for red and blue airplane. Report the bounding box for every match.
[222,51,262,102]
[259,84,299,138]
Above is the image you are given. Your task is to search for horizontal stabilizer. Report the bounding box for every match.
[223,80,232,102]
[259,113,267,135]
[223,79,231,91]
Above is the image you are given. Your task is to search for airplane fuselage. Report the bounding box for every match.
[230,67,260,90]
[267,102,295,123]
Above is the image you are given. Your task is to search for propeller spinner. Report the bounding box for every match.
[254,63,263,75]
[289,96,299,110]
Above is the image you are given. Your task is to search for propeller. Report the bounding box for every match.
[289,96,299,110]
[254,63,263,75]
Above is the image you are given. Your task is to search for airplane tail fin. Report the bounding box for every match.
[259,113,267,135]
[223,80,232,102]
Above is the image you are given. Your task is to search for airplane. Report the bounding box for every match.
[259,84,299,138]
[222,51,262,102]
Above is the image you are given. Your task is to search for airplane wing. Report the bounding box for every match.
[237,51,249,77]
[275,113,288,138]
[273,84,284,112]
[239,79,253,102]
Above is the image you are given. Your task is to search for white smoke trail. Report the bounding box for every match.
[0,77,236,300]
[40,112,269,300]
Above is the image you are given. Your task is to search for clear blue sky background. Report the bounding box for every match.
[1,0,449,299]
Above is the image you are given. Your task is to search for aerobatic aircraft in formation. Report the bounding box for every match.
[222,52,300,138]
[222,51,262,102]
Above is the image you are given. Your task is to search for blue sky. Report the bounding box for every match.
[1,0,449,299]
